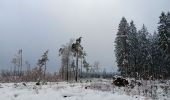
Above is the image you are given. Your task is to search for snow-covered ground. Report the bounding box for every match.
[0,79,165,100]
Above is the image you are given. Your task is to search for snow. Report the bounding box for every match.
[0,80,147,100]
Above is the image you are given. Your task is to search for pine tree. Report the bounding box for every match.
[115,17,130,77]
[128,21,138,77]
[148,32,164,78]
[158,12,170,55]
[71,37,84,81]
[166,12,170,77]
[137,25,150,79]
[37,50,49,80]
[158,12,170,78]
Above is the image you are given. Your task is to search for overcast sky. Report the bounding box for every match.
[0,0,170,72]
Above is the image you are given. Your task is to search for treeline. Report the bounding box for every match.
[0,37,111,82]
[115,11,170,79]
[0,69,58,82]
[0,50,59,82]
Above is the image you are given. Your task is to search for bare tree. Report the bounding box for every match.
[11,57,18,76]
[11,50,22,77]
[18,49,23,77]
[93,61,100,77]
[83,59,91,78]
[59,39,74,81]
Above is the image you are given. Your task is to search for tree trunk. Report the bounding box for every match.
[62,66,64,80]
[80,58,83,78]
[66,55,69,82]
[75,53,78,82]
[14,65,16,76]
[20,49,23,77]
[44,62,46,80]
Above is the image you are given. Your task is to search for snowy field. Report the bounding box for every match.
[0,79,168,100]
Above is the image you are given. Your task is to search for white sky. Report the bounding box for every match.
[0,0,170,72]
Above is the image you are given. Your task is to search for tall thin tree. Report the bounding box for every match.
[72,37,84,81]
